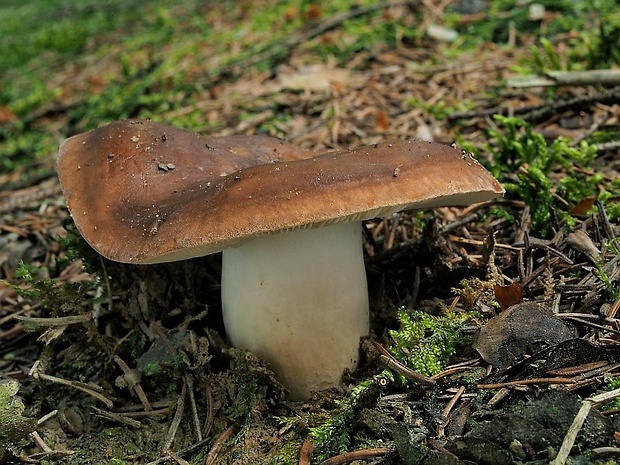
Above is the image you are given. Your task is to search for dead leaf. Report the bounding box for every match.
[305,3,322,21]
[376,110,389,131]
[566,229,600,263]
[570,196,597,216]
[474,302,574,369]
[494,282,523,311]
[0,106,17,123]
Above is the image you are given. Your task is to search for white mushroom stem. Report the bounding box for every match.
[221,221,369,400]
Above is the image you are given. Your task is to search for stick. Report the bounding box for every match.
[298,438,314,465]
[319,447,390,465]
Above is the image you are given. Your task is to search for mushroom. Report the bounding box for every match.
[56,119,504,400]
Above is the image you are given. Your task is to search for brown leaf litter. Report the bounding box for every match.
[1,1,620,464]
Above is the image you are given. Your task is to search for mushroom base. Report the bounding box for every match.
[221,222,369,400]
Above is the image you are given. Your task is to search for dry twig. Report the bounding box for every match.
[205,426,235,465]
[30,361,115,408]
[552,388,620,465]
[477,378,575,389]
[319,447,391,465]
[374,342,436,387]
[113,354,152,411]
[298,438,314,465]
[161,381,187,453]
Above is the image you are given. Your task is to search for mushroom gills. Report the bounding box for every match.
[221,221,369,400]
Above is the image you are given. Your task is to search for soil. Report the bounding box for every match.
[1,1,620,464]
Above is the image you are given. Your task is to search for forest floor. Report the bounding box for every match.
[1,1,620,464]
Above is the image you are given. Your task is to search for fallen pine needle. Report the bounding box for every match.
[477,377,575,389]
[319,447,390,465]
[551,387,620,465]
[205,426,235,465]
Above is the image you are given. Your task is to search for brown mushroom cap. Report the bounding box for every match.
[57,119,503,264]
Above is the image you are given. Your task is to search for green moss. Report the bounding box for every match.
[1,0,405,175]
[0,380,37,458]
[450,0,617,50]
[602,377,620,411]
[408,97,473,121]
[53,425,163,464]
[308,379,375,462]
[107,459,128,465]
[11,262,94,317]
[387,308,471,380]
[462,115,616,235]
